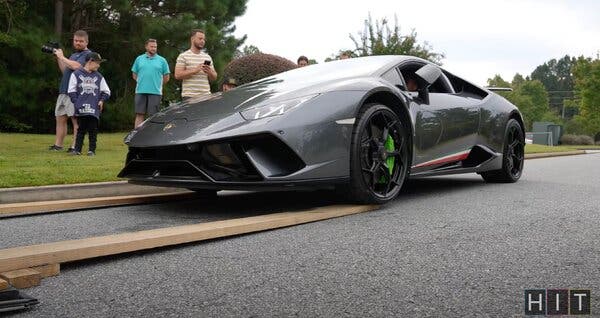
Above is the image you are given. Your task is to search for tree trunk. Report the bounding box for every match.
[54,0,63,36]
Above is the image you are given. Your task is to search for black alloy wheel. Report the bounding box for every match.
[348,103,410,204]
[481,118,524,183]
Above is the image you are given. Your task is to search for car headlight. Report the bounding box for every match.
[240,94,318,120]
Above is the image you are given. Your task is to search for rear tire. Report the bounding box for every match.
[347,103,410,204]
[481,118,524,183]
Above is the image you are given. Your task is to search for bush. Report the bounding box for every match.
[560,134,595,145]
[222,53,297,86]
[0,114,31,132]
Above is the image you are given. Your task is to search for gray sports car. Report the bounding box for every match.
[118,55,525,204]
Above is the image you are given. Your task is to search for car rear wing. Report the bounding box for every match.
[485,87,513,92]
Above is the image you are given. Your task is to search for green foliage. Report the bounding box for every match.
[346,15,444,64]
[560,134,594,145]
[222,53,297,86]
[487,74,511,88]
[0,0,248,133]
[572,57,600,136]
[235,44,261,58]
[531,55,576,112]
[487,75,551,130]
[515,80,550,126]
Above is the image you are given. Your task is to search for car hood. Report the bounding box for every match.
[150,56,401,123]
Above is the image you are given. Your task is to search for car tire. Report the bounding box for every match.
[481,118,524,183]
[347,103,410,204]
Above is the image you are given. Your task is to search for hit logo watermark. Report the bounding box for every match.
[524,289,591,315]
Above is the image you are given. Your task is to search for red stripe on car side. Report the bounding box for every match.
[412,150,471,168]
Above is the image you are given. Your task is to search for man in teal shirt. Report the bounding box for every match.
[131,39,170,128]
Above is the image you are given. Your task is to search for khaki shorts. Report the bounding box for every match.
[55,94,75,117]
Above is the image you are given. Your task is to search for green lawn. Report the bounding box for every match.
[0,133,598,188]
[0,133,129,188]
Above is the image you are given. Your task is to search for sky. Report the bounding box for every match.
[232,0,600,86]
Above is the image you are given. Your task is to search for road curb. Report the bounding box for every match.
[0,150,592,205]
[524,150,586,160]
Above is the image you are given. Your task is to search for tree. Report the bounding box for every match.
[486,75,551,130]
[487,74,511,88]
[572,57,600,136]
[531,55,576,112]
[0,0,249,132]
[515,80,551,128]
[235,44,260,58]
[346,14,444,64]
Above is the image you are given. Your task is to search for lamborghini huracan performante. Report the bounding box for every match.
[118,55,525,204]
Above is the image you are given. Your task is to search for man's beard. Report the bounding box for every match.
[193,42,204,50]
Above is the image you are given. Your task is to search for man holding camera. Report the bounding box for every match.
[49,29,91,152]
[174,29,217,100]
[131,39,170,128]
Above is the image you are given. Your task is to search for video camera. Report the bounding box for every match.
[41,41,60,54]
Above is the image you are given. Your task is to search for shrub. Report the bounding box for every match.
[0,114,31,132]
[222,53,297,86]
[560,134,594,145]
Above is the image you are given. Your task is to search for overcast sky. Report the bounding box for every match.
[233,0,600,86]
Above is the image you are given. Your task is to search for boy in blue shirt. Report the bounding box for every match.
[67,52,111,156]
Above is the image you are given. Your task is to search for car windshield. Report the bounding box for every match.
[241,55,401,92]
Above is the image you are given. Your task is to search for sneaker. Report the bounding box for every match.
[87,151,95,156]
[66,147,76,153]
[69,151,82,156]
[48,145,63,151]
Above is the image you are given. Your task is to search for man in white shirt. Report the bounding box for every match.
[174,29,217,99]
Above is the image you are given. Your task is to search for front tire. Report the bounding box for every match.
[481,118,524,183]
[347,103,410,204]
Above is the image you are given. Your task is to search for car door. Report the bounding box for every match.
[399,63,480,169]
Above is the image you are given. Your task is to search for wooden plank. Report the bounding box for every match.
[0,192,197,217]
[0,204,377,273]
[0,277,8,290]
[0,269,41,289]
[32,264,60,278]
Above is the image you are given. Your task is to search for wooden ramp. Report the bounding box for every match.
[0,204,378,278]
[0,192,197,217]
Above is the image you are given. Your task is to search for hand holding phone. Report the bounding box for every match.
[203,60,211,66]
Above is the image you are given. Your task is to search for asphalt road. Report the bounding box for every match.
[3,153,599,317]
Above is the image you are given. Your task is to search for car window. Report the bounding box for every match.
[399,62,454,94]
[381,68,403,87]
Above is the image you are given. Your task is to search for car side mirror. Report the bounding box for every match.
[415,64,442,104]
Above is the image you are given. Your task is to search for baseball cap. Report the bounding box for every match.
[224,77,237,86]
[86,52,107,63]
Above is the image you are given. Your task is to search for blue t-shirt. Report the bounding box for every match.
[131,53,170,95]
[59,49,91,94]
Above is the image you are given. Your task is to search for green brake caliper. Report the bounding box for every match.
[378,134,395,183]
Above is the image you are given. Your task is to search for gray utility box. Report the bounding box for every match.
[532,122,563,146]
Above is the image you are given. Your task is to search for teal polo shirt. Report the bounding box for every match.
[131,53,170,95]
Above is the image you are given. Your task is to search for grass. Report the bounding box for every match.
[0,133,129,188]
[1,133,598,188]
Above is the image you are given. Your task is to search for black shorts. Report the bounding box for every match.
[135,94,162,115]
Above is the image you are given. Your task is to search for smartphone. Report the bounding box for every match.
[203,60,211,66]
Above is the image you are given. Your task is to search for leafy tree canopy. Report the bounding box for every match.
[332,14,444,64]
[0,0,248,132]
